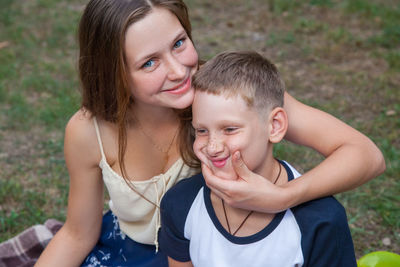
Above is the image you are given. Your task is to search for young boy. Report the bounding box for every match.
[159,51,357,267]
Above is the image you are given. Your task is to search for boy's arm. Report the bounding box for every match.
[168,257,194,267]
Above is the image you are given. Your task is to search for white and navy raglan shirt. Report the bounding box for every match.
[159,160,357,267]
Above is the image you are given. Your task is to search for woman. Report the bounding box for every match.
[35,0,385,266]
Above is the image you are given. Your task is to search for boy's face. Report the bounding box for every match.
[192,90,271,180]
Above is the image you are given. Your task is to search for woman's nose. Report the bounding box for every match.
[166,55,186,80]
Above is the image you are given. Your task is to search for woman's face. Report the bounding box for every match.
[125,7,198,110]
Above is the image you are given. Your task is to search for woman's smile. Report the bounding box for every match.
[163,75,191,95]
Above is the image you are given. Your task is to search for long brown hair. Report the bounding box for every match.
[78,0,194,203]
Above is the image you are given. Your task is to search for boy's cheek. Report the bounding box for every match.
[193,139,209,165]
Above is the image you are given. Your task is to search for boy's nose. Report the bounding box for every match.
[167,55,186,81]
[206,137,224,157]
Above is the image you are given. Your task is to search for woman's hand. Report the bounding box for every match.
[202,151,290,213]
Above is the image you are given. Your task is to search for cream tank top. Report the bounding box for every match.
[93,118,198,247]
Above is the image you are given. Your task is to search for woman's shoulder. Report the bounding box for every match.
[65,109,118,163]
[66,109,95,138]
[64,109,102,153]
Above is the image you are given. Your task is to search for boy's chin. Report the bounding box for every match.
[210,168,238,181]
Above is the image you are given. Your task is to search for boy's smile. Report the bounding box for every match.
[192,90,272,180]
[211,156,229,168]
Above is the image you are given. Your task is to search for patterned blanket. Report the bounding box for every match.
[0,219,62,267]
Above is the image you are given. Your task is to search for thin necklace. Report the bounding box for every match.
[221,159,282,236]
[135,117,178,159]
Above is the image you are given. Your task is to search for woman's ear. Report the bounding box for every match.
[268,107,288,143]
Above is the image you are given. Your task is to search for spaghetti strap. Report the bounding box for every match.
[93,117,106,160]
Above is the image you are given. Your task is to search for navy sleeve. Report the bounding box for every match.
[158,174,205,262]
[159,193,191,261]
[292,196,357,267]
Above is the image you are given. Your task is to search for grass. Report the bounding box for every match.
[0,0,399,258]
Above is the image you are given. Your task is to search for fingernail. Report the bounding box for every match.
[234,151,241,161]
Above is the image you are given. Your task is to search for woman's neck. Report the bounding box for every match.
[129,103,179,129]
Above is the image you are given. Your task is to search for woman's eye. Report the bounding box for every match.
[142,59,155,68]
[173,39,184,49]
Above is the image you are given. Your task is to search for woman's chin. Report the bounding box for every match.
[169,88,195,109]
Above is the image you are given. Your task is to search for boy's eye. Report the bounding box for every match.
[173,39,184,49]
[224,127,238,134]
[194,128,208,136]
[142,59,155,68]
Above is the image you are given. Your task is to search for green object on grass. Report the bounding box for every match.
[358,251,400,267]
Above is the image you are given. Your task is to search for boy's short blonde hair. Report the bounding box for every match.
[192,51,285,115]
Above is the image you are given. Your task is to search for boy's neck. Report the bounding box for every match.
[209,159,288,237]
[253,153,286,185]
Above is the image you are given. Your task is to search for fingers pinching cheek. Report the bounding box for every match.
[201,163,213,181]
[232,151,248,174]
[194,142,210,168]
[233,151,244,167]
[208,186,226,201]
[198,154,211,170]
[202,164,218,187]
[202,164,229,200]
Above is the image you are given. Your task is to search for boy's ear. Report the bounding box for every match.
[268,107,288,143]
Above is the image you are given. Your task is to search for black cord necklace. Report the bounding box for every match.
[221,160,282,236]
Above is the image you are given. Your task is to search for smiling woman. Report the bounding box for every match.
[35,1,202,266]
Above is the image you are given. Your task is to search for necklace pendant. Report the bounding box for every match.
[221,160,282,236]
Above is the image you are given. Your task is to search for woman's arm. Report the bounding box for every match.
[202,92,385,213]
[35,111,104,267]
[282,92,385,205]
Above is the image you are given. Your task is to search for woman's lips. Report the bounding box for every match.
[164,76,191,95]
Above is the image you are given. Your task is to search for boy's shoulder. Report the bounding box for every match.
[161,173,205,213]
[159,173,206,262]
[163,173,205,200]
[282,160,353,241]
[281,160,347,225]
[291,195,348,227]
